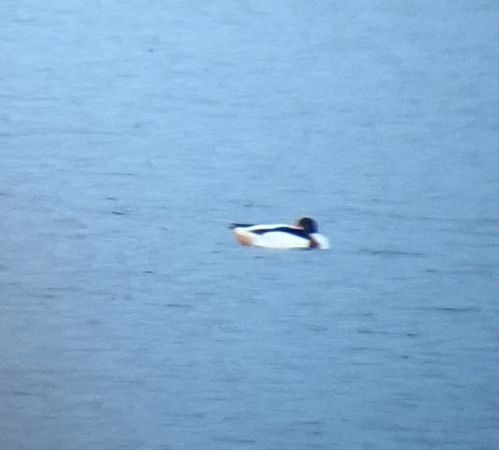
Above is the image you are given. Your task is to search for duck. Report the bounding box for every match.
[229,217,330,250]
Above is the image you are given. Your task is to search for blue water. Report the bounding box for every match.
[1,1,499,449]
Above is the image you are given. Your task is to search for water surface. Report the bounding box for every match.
[1,1,499,449]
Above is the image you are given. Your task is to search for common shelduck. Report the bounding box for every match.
[229,217,330,250]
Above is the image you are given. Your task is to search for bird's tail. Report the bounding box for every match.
[228,223,254,229]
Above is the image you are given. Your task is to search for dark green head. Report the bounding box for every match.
[297,217,318,234]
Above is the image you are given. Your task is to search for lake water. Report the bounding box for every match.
[1,1,499,449]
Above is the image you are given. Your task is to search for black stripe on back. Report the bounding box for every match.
[251,226,309,239]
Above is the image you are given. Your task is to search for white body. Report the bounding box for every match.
[233,224,330,250]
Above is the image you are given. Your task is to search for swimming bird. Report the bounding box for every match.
[229,217,330,250]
